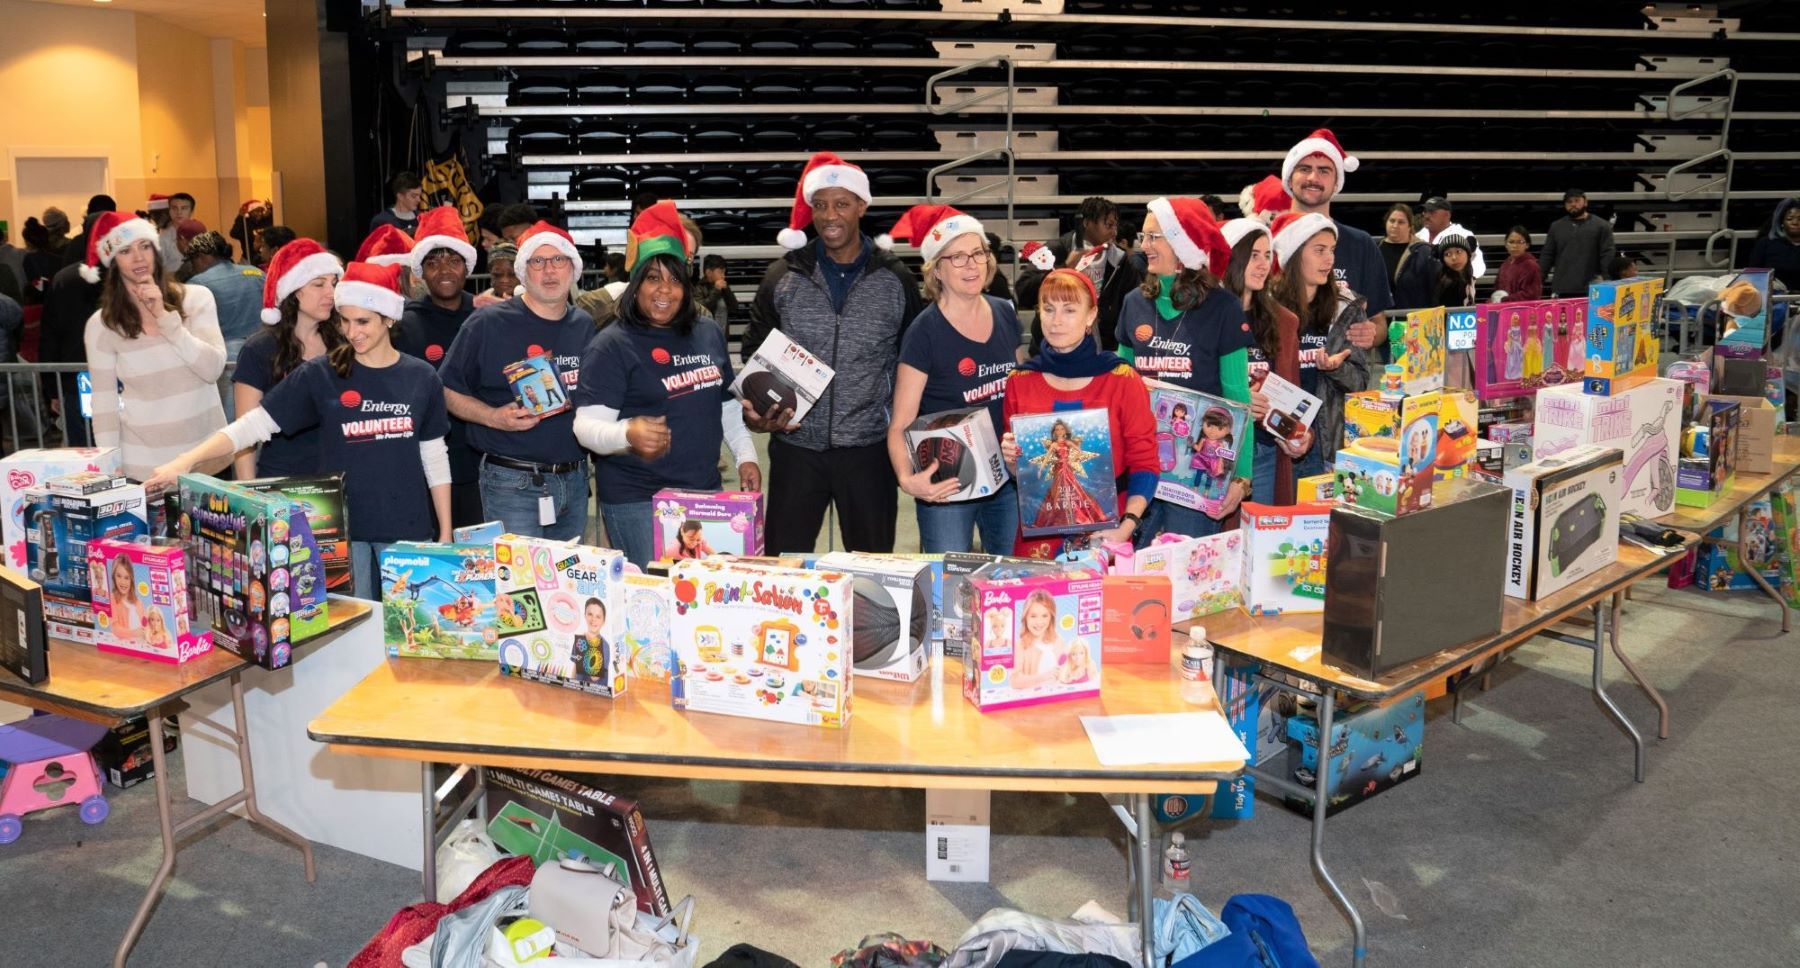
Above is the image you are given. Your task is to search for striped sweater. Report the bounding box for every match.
[83,285,228,481]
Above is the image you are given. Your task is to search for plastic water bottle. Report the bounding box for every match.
[1180,629,1212,705]
[1162,832,1192,891]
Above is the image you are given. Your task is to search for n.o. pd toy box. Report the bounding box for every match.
[88,538,213,664]
[177,474,328,670]
[1240,503,1332,616]
[651,489,764,561]
[379,541,500,660]
[0,447,119,572]
[26,480,148,641]
[1503,445,1622,600]
[494,535,627,697]
[816,551,930,682]
[1531,378,1681,519]
[668,558,854,728]
[962,570,1102,711]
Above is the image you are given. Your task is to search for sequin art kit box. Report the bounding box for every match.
[88,538,213,664]
[494,535,627,698]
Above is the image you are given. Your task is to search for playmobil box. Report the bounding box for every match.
[240,474,351,595]
[620,572,676,681]
[1012,408,1118,537]
[1100,574,1172,665]
[27,480,149,641]
[0,447,120,572]
[177,474,328,669]
[1583,277,1664,396]
[1282,691,1424,817]
[1694,498,1781,591]
[0,565,47,684]
[503,352,571,418]
[1677,398,1739,509]
[903,407,1009,503]
[1124,530,1243,620]
[668,557,853,728]
[1531,378,1681,519]
[817,552,931,683]
[484,767,672,917]
[379,541,500,660]
[1503,445,1622,600]
[1239,503,1332,616]
[1387,306,1447,396]
[731,328,835,426]
[1146,381,1250,514]
[962,569,1103,711]
[88,538,213,664]
[940,552,1049,657]
[651,489,764,561]
[493,536,627,698]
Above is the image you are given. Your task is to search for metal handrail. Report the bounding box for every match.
[1662,68,1740,271]
[926,55,1016,273]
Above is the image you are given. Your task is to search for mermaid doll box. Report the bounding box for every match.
[961,569,1103,711]
[1012,408,1118,538]
[1531,378,1682,519]
[493,535,627,699]
[650,489,765,561]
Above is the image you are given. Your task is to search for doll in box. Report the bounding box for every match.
[1157,403,1190,473]
[1027,420,1111,530]
[1013,589,1069,689]
[1189,408,1236,492]
[674,521,714,560]
[106,554,144,642]
[144,608,173,654]
[1503,312,1525,381]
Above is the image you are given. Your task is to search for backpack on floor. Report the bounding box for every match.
[1171,895,1319,968]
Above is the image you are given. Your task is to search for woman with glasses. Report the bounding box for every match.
[1115,197,1254,540]
[884,206,1024,553]
[1493,226,1543,303]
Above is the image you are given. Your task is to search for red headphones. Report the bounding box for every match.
[1130,598,1168,641]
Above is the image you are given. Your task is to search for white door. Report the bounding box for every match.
[12,154,111,227]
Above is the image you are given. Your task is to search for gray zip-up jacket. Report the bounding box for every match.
[744,238,924,451]
[1314,288,1377,464]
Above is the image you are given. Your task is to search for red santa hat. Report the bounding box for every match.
[1269,211,1337,272]
[1281,128,1360,196]
[408,205,478,274]
[513,220,583,276]
[1021,240,1057,272]
[777,151,874,250]
[259,238,344,324]
[79,211,162,283]
[146,194,171,212]
[1144,196,1230,273]
[885,204,985,264]
[1221,218,1270,251]
[334,261,407,321]
[1237,174,1292,224]
[356,224,415,266]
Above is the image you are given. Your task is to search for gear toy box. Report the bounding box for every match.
[494,535,627,698]
[176,474,328,670]
[379,542,500,660]
[1530,378,1681,519]
[1502,445,1622,600]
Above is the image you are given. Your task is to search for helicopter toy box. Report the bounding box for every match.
[0,447,120,572]
[494,536,627,698]
[1502,445,1622,600]
[380,541,500,660]
[817,552,931,683]
[1240,503,1332,616]
[1531,378,1681,519]
[1282,691,1425,817]
[668,557,854,728]
[88,538,213,665]
[176,474,328,670]
[962,569,1103,711]
[732,329,835,427]
[651,489,764,562]
[1583,278,1664,397]
[903,407,1008,504]
[241,474,351,595]
[25,478,148,641]
[1147,382,1249,515]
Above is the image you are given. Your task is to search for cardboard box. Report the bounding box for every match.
[1531,378,1682,518]
[1239,503,1332,615]
[1146,381,1250,513]
[1387,306,1447,396]
[650,489,765,561]
[0,447,121,571]
[45,472,129,497]
[1125,531,1243,620]
[483,767,671,916]
[27,482,148,641]
[925,788,990,883]
[619,572,676,681]
[177,474,329,670]
[503,352,571,417]
[88,538,213,664]
[1694,498,1780,591]
[93,716,178,790]
[1583,277,1664,396]
[669,557,853,728]
[453,520,506,544]
[1296,473,1337,503]
[1100,574,1172,665]
[816,552,930,682]
[903,407,1009,503]
[493,536,628,698]
[1677,398,1739,509]
[731,328,835,426]
[1503,445,1622,600]
[940,553,1051,657]
[379,541,500,660]
[962,569,1103,711]
[1013,408,1118,537]
[240,474,352,595]
[1282,692,1424,817]
[0,565,47,683]
[1704,393,1777,475]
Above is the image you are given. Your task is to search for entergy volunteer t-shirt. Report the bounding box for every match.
[1297,327,1330,398]
[257,354,450,544]
[396,295,478,484]
[232,326,321,477]
[1115,286,1254,396]
[571,316,735,504]
[897,295,1020,441]
[438,296,590,465]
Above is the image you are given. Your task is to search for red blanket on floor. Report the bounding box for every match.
[348,855,536,968]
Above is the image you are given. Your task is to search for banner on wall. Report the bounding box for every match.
[419,148,485,244]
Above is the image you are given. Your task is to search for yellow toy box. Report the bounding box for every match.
[1433,388,1480,483]
[1387,306,1447,397]
[1582,277,1664,396]
[1296,473,1338,503]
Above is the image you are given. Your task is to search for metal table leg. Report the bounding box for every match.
[1735,505,1790,632]
[1586,603,1647,782]
[228,673,315,882]
[1132,793,1156,967]
[1605,591,1670,739]
[1311,691,1367,968]
[421,762,438,903]
[114,713,179,968]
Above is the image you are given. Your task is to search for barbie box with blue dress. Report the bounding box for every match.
[1012,409,1117,539]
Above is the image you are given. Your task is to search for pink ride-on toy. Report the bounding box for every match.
[0,714,111,843]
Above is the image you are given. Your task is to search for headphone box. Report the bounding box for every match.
[903,407,1008,503]
[731,328,835,427]
[816,551,931,683]
[1100,575,1172,665]
[1502,445,1622,600]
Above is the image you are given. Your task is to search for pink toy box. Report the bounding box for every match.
[651,489,765,561]
[493,535,628,699]
[1115,531,1244,620]
[87,538,214,664]
[962,570,1103,711]
[0,447,121,572]
[1472,297,1588,399]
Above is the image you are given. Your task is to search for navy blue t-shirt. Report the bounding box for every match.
[570,316,736,504]
[1297,329,1329,398]
[258,354,450,544]
[897,296,1020,441]
[396,295,478,484]
[1115,286,1254,396]
[439,297,590,465]
[232,326,322,477]
[1333,220,1393,318]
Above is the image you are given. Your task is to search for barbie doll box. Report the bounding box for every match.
[817,552,931,683]
[1012,408,1118,538]
[493,535,627,699]
[0,447,121,572]
[650,489,765,561]
[1503,445,1622,600]
[378,541,500,661]
[732,328,836,426]
[1239,503,1333,616]
[1474,299,1586,398]
[904,407,1009,503]
[668,558,854,728]
[1531,378,1682,518]
[962,569,1103,711]
[28,479,148,641]
[1145,381,1250,514]
[1583,278,1664,397]
[88,537,213,664]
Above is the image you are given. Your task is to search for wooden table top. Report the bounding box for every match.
[309,653,1246,794]
[1657,434,1800,536]
[0,598,373,723]
[1199,538,1694,701]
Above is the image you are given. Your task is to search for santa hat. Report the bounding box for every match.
[334,261,407,321]
[631,200,692,266]
[1281,128,1360,196]
[1145,196,1230,273]
[1221,218,1270,251]
[146,194,170,212]
[513,220,583,276]
[777,151,874,250]
[408,205,477,274]
[1269,211,1337,272]
[1021,240,1057,272]
[356,224,415,267]
[886,204,984,264]
[1237,174,1292,224]
[79,212,161,283]
[259,238,344,324]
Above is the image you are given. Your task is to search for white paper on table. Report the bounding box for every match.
[1080,712,1250,767]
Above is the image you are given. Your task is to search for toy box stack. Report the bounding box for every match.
[817,552,931,683]
[731,329,836,426]
[27,475,148,641]
[241,474,351,594]
[1146,382,1251,515]
[1693,497,1782,591]
[87,538,213,664]
[902,408,1009,503]
[0,447,120,571]
[1335,392,1440,517]
[1583,277,1664,396]
[1282,692,1425,816]
[176,474,328,670]
[1676,398,1740,509]
[668,557,854,728]
[0,565,47,684]
[483,767,671,917]
[1531,378,1682,518]
[1012,408,1118,538]
[620,572,676,681]
[651,490,765,561]
[940,553,1052,657]
[962,568,1103,711]
[1118,531,1243,620]
[493,536,627,698]
[1239,503,1332,615]
[1502,445,1622,600]
[379,541,500,660]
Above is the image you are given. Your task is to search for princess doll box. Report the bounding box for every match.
[962,569,1103,711]
[493,535,627,699]
[1012,408,1118,538]
[651,489,765,561]
[1145,381,1250,514]
[88,537,213,664]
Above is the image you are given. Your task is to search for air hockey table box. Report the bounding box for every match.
[483,766,672,917]
[1502,445,1623,601]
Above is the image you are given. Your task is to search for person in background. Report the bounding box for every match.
[490,204,539,245]
[603,253,628,286]
[145,195,178,267]
[234,239,344,479]
[474,241,519,309]
[0,222,27,301]
[1605,256,1638,281]
[1493,226,1543,303]
[40,256,103,445]
[1282,129,1392,335]
[982,233,1016,304]
[1434,235,1477,306]
[694,253,737,329]
[80,212,228,482]
[1377,202,1439,311]
[1747,197,1800,292]
[169,193,195,224]
[21,219,59,303]
[1016,196,1142,352]
[1220,218,1305,505]
[397,206,484,528]
[1201,195,1229,222]
[258,225,297,267]
[1416,196,1485,281]
[42,207,72,259]
[1268,211,1375,479]
[172,219,208,281]
[0,291,19,364]
[369,172,423,236]
[885,205,1023,555]
[1541,188,1615,298]
[233,200,274,266]
[182,232,265,360]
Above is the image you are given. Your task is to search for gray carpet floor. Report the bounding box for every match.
[1,580,1795,968]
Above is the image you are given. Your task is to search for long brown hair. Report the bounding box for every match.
[98,253,184,339]
[272,290,347,382]
[1137,265,1219,313]
[1223,234,1281,360]
[1269,262,1337,337]
[327,312,396,378]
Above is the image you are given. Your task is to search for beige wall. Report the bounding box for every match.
[265,0,326,240]
[136,14,222,223]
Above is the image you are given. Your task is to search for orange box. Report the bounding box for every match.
[1101,575,1173,664]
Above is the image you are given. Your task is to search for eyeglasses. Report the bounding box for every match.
[1138,232,1167,245]
[526,255,573,271]
[942,250,991,268]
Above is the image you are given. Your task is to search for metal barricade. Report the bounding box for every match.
[0,361,239,457]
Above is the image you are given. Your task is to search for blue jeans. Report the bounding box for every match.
[914,481,1018,554]
[351,540,392,601]
[600,501,655,570]
[478,459,588,541]
[1294,447,1326,483]
[1253,437,1279,505]
[1140,497,1223,547]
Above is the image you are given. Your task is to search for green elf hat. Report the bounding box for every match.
[631,200,692,267]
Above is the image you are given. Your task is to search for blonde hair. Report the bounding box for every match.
[921,238,997,302]
[1018,589,1059,646]
[110,555,139,606]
